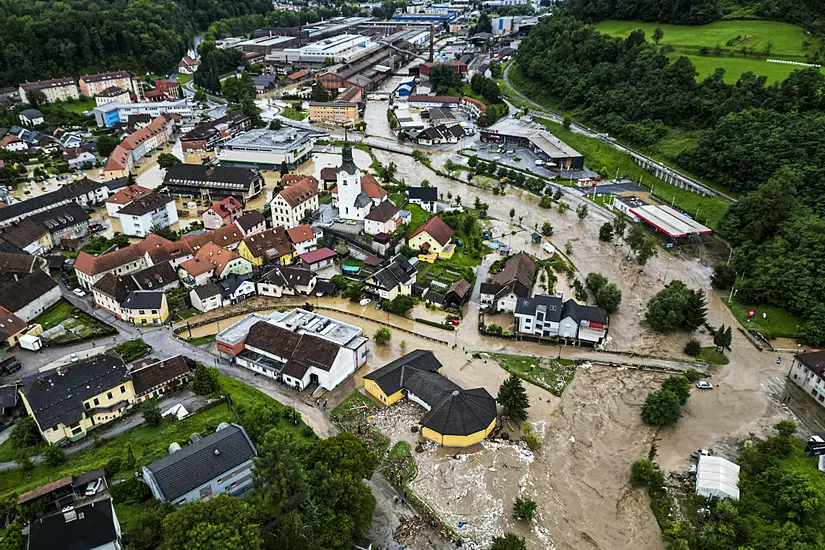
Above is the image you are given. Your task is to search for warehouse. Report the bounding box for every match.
[217,127,325,170]
[481,119,584,170]
[629,204,712,238]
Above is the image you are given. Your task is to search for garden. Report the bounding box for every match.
[490,353,581,397]
[34,299,116,344]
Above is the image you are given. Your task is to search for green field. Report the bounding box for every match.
[59,97,96,114]
[718,291,802,340]
[281,107,308,121]
[595,19,824,83]
[489,353,578,397]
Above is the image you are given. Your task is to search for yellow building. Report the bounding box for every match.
[122,290,169,326]
[238,227,296,267]
[18,355,136,444]
[408,216,454,255]
[364,350,497,447]
[308,102,359,126]
[0,306,32,348]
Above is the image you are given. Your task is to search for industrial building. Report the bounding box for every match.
[217,127,325,170]
[93,100,195,128]
[481,119,585,170]
[236,34,298,54]
[271,34,374,65]
[610,197,712,238]
[255,17,374,42]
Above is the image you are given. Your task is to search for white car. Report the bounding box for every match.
[695,380,713,390]
[70,352,79,362]
[72,288,86,297]
[85,478,102,496]
[359,298,371,306]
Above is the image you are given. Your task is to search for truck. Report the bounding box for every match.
[18,334,42,351]
[0,356,22,376]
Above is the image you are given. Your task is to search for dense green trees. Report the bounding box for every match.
[645,281,707,333]
[641,387,683,425]
[566,0,720,24]
[498,374,530,421]
[429,64,463,95]
[192,364,221,395]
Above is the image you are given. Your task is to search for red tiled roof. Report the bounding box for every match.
[18,476,73,504]
[0,136,20,147]
[299,247,336,264]
[0,305,26,338]
[287,69,309,81]
[74,246,144,276]
[320,167,337,181]
[410,216,454,246]
[207,196,244,219]
[360,174,387,199]
[286,224,314,244]
[277,178,318,208]
[280,174,318,189]
[408,95,460,104]
[180,242,240,276]
[105,184,151,205]
[242,227,293,260]
[182,224,244,251]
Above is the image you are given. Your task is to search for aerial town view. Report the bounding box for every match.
[1,0,825,548]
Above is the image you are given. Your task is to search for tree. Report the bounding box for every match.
[269,119,282,130]
[43,445,66,466]
[684,339,701,357]
[490,533,527,550]
[160,494,263,550]
[661,376,691,405]
[646,281,703,333]
[429,64,463,95]
[711,263,736,290]
[653,25,664,44]
[683,289,708,332]
[630,458,655,484]
[10,417,41,449]
[612,216,626,241]
[512,497,537,521]
[95,134,121,158]
[374,326,391,346]
[141,399,163,427]
[599,222,614,242]
[596,283,622,314]
[539,194,553,208]
[128,502,172,550]
[193,89,208,102]
[641,389,682,426]
[157,153,181,170]
[552,188,563,201]
[192,364,220,395]
[384,295,414,315]
[586,272,608,294]
[0,523,23,550]
[541,221,553,237]
[713,325,732,353]
[576,203,588,220]
[311,81,331,102]
[497,374,530,421]
[310,433,378,481]
[509,208,515,220]
[280,160,288,176]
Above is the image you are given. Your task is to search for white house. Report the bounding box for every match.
[788,350,825,409]
[331,143,388,221]
[256,265,317,298]
[19,109,45,127]
[270,178,318,229]
[514,295,608,344]
[105,185,152,218]
[364,254,417,300]
[286,224,318,255]
[216,274,257,305]
[408,186,438,213]
[116,192,178,237]
[0,136,27,151]
[190,283,222,313]
[364,200,400,236]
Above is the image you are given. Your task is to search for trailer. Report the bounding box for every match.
[18,334,42,352]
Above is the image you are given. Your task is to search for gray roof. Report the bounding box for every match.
[408,187,437,202]
[404,369,461,406]
[0,384,18,411]
[20,109,44,119]
[20,355,129,430]
[364,200,399,223]
[193,282,221,300]
[515,294,563,321]
[30,202,90,234]
[354,190,372,208]
[0,270,58,315]
[364,349,442,396]
[28,498,118,550]
[235,210,266,232]
[122,290,164,310]
[144,424,257,501]
[420,387,497,437]
[260,265,314,289]
[562,299,608,325]
[369,254,416,291]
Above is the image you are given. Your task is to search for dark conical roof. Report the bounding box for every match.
[419,387,497,436]
[339,140,357,175]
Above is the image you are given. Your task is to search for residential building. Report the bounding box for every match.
[0,135,27,151]
[217,127,323,170]
[788,351,825,408]
[256,265,317,297]
[203,196,245,229]
[414,123,464,145]
[0,306,29,349]
[280,174,319,191]
[117,193,178,237]
[238,227,295,268]
[0,218,54,255]
[28,498,122,550]
[286,224,318,255]
[180,113,252,153]
[178,243,252,286]
[74,246,148,290]
[181,223,245,253]
[19,109,44,127]
[190,283,222,313]
[364,254,416,300]
[63,147,97,171]
[91,263,179,319]
[79,70,133,97]
[364,200,400,236]
[94,86,131,106]
[105,184,153,218]
[479,251,536,313]
[270,178,318,229]
[309,102,360,126]
[163,164,264,202]
[18,78,79,104]
[145,79,182,102]
[299,247,337,271]
[131,355,194,403]
[216,274,256,305]
[30,202,91,245]
[0,269,60,321]
[408,215,454,255]
[407,95,460,109]
[460,96,486,120]
[18,355,134,444]
[178,56,200,74]
[93,100,194,128]
[364,350,497,447]
[142,423,257,505]
[408,187,437,213]
[514,295,608,344]
[103,115,174,179]
[234,211,267,237]
[0,177,111,227]
[122,290,169,325]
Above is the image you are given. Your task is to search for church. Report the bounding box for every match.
[330,141,390,221]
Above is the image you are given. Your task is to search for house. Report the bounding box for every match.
[320,166,337,189]
[407,95,460,109]
[117,192,178,237]
[91,263,179,319]
[203,196,244,230]
[514,295,608,344]
[122,290,169,325]
[163,164,264,202]
[408,187,437,213]
[178,243,252,286]
[460,96,486,120]
[131,355,194,403]
[18,78,79,104]
[30,202,91,245]
[280,174,320,192]
[103,115,173,179]
[408,216,454,255]
[364,200,400,236]
[18,355,134,444]
[309,102,360,126]
[480,251,537,313]
[190,283,223,313]
[0,269,60,321]
[215,274,256,305]
[445,278,471,306]
[238,227,295,268]
[0,135,27,151]
[0,218,54,255]
[330,143,388,221]
[0,306,29,349]
[257,265,317,298]
[28,498,122,550]
[74,245,148,290]
[270,178,319,229]
[415,124,464,145]
[364,254,416,300]
[142,423,257,505]
[178,55,200,75]
[79,70,134,97]
[299,247,337,271]
[180,112,251,153]
[232,210,266,237]
[63,147,97,171]
[105,185,152,218]
[19,109,44,127]
[94,86,131,106]
[286,224,318,255]
[364,350,497,447]
[788,350,825,409]
[181,223,245,254]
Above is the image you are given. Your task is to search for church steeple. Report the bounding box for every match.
[339,133,357,175]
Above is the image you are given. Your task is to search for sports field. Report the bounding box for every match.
[595,19,823,83]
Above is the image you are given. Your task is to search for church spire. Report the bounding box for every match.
[339,130,356,174]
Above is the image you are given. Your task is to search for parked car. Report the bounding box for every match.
[695,380,713,390]
[359,298,371,306]
[70,352,79,362]
[375,302,382,310]
[85,478,102,496]
[72,288,86,297]
[449,319,460,326]
[691,448,712,459]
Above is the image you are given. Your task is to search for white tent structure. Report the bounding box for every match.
[696,455,740,500]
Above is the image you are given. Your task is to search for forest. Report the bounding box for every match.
[515,15,825,343]
[0,0,272,86]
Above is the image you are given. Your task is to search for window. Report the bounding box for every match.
[121,385,126,393]
[199,486,213,499]
[72,426,83,435]
[107,391,113,399]
[152,309,158,314]
[93,398,99,406]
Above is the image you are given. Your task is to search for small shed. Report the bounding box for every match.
[696,455,740,501]
[531,232,541,244]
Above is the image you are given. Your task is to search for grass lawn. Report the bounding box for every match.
[33,298,77,327]
[281,107,308,121]
[405,203,430,233]
[699,346,730,366]
[176,73,193,84]
[33,299,116,343]
[59,97,96,114]
[490,353,578,397]
[113,502,144,533]
[0,375,309,498]
[177,309,199,321]
[719,292,802,340]
[187,334,216,346]
[683,54,819,84]
[534,117,729,229]
[0,439,22,463]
